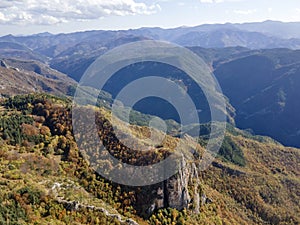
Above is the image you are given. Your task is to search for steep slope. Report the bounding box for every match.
[214,48,300,147]
[198,133,300,224]
[0,41,47,62]
[0,59,76,96]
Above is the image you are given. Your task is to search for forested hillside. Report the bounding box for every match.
[0,94,299,224]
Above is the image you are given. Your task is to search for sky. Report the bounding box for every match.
[0,0,300,36]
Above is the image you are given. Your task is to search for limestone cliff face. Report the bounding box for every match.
[165,154,200,213]
[137,154,201,217]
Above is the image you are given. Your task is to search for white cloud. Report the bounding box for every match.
[296,8,300,13]
[234,9,257,15]
[0,12,7,21]
[0,0,160,25]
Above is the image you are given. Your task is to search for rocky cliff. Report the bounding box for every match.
[135,153,201,218]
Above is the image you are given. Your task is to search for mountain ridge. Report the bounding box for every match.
[0,93,299,224]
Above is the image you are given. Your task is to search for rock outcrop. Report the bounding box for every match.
[0,60,9,68]
[51,182,139,225]
[139,152,201,217]
[56,198,139,225]
[166,154,200,213]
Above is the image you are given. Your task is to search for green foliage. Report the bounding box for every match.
[66,85,77,96]
[4,94,70,113]
[115,108,180,135]
[218,136,246,167]
[0,195,28,225]
[0,113,34,145]
[149,208,186,225]
[4,94,36,114]
[17,187,42,205]
[129,110,154,127]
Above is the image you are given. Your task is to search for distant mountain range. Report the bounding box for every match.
[1,20,300,80]
[1,21,300,147]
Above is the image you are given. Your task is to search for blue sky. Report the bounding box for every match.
[0,0,300,35]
